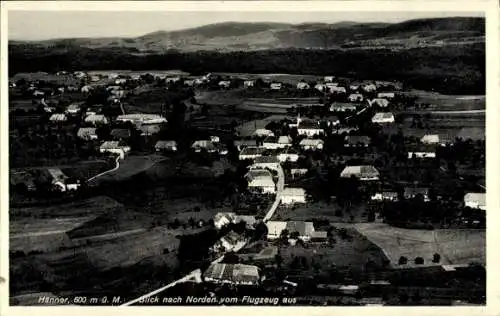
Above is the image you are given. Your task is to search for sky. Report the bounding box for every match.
[9,10,484,41]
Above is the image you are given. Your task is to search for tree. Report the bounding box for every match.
[223,252,239,264]
[289,231,300,240]
[415,257,424,265]
[432,253,441,263]
[275,253,283,269]
[399,256,408,265]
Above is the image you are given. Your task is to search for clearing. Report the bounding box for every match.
[354,223,485,269]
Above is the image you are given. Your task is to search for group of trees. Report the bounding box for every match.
[398,253,441,265]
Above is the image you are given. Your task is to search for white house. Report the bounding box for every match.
[244,80,255,88]
[191,140,217,153]
[340,165,380,181]
[299,139,324,151]
[166,77,181,84]
[266,221,288,239]
[115,78,128,85]
[345,135,371,147]
[281,187,306,205]
[99,141,131,159]
[77,127,98,141]
[46,168,79,192]
[248,174,276,194]
[211,231,247,254]
[408,145,437,159]
[184,79,195,87]
[371,192,398,202]
[349,84,360,91]
[324,76,335,83]
[362,83,377,92]
[81,85,93,94]
[278,148,300,162]
[315,83,327,92]
[377,92,396,99]
[348,93,364,102]
[239,146,266,160]
[329,103,357,112]
[213,212,237,230]
[65,103,81,115]
[464,193,486,211]
[371,112,395,124]
[266,221,315,242]
[203,263,260,286]
[329,86,347,94]
[251,156,280,170]
[49,113,68,122]
[270,82,282,90]
[421,134,440,145]
[297,82,310,90]
[219,80,231,89]
[253,128,275,137]
[33,90,45,97]
[291,168,308,178]
[368,98,390,108]
[116,114,167,126]
[84,114,109,125]
[321,116,340,127]
[262,136,292,150]
[155,140,178,152]
[297,121,324,137]
[404,187,430,202]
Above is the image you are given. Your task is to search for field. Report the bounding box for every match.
[406,89,485,111]
[354,223,485,269]
[278,226,387,276]
[88,154,167,184]
[271,201,368,223]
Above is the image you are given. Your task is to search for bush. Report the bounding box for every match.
[432,253,441,263]
[399,256,408,265]
[415,257,424,265]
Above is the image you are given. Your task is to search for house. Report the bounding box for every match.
[368,98,390,108]
[329,103,357,112]
[155,140,178,152]
[234,215,257,229]
[116,114,167,126]
[81,85,93,93]
[332,127,359,135]
[321,115,340,127]
[191,140,217,153]
[371,112,395,124]
[211,231,247,253]
[315,83,327,92]
[33,90,45,97]
[214,212,237,230]
[340,165,379,181]
[329,86,347,94]
[371,191,398,202]
[234,139,258,151]
[278,148,300,162]
[138,124,161,136]
[253,128,275,137]
[84,114,109,126]
[349,84,360,91]
[464,193,486,211]
[270,82,282,90]
[210,136,220,143]
[404,187,430,202]
[297,120,324,137]
[290,168,308,178]
[377,92,396,99]
[244,80,255,88]
[85,104,104,116]
[110,128,132,140]
[408,145,437,159]
[421,134,453,146]
[362,83,377,92]
[247,172,276,194]
[299,139,324,151]
[310,231,328,243]
[345,135,371,147]
[239,146,266,160]
[49,113,68,123]
[219,80,231,89]
[115,78,127,85]
[65,103,82,115]
[266,221,315,242]
[203,263,260,286]
[348,93,364,102]
[263,136,291,150]
[166,77,181,84]
[281,187,306,205]
[251,156,280,169]
[77,127,98,141]
[46,168,69,192]
[99,141,131,159]
[296,82,310,90]
[324,76,335,83]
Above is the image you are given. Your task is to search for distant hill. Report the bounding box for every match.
[10,17,484,52]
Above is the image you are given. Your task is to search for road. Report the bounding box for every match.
[121,163,285,305]
[86,155,121,183]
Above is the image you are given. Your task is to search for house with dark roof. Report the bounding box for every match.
[404,187,430,202]
[345,135,371,147]
[203,263,261,286]
[110,128,132,140]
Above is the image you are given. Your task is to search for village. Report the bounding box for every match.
[9,69,485,306]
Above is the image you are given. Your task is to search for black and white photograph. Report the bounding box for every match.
[1,1,496,311]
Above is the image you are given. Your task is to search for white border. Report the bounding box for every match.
[1,1,498,316]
